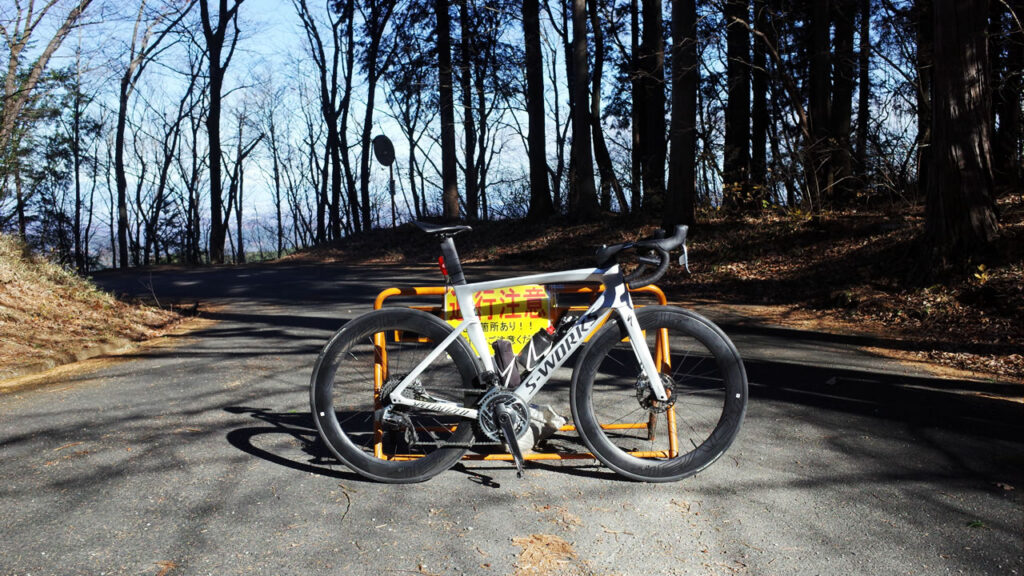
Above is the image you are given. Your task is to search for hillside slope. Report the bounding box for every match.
[0,236,182,380]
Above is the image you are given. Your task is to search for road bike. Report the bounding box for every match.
[310,221,748,483]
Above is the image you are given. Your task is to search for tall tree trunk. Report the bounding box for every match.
[915,0,933,199]
[207,53,226,264]
[638,0,667,213]
[339,0,359,234]
[588,0,627,213]
[751,0,769,193]
[200,0,245,264]
[115,79,131,269]
[15,162,26,242]
[235,157,245,263]
[328,118,342,240]
[473,57,490,220]
[113,1,161,269]
[667,0,698,227]
[855,0,871,180]
[925,0,998,262]
[316,145,328,241]
[831,0,857,204]
[437,0,460,220]
[359,72,380,232]
[524,0,552,220]
[358,1,395,232]
[564,1,578,214]
[808,0,833,208]
[569,0,600,220]
[71,65,85,273]
[459,0,479,220]
[630,0,642,211]
[184,106,203,264]
[131,145,147,266]
[724,0,752,211]
[269,120,284,257]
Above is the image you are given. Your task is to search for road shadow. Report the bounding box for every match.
[200,309,349,333]
[744,359,1024,441]
[720,320,1024,358]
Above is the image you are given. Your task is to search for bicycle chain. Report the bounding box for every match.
[374,382,501,449]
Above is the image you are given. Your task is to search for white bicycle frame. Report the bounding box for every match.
[385,264,668,420]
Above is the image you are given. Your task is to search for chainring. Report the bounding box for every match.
[477,392,531,442]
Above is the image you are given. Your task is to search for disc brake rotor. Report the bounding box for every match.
[636,373,676,414]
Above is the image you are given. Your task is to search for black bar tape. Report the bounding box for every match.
[624,247,670,288]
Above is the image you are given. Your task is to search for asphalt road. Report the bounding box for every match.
[2,262,1021,576]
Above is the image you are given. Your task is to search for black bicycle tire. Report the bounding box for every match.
[570,306,748,482]
[310,308,480,483]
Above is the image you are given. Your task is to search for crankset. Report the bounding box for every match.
[477,391,530,478]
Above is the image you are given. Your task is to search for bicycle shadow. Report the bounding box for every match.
[221,406,619,485]
[223,406,362,481]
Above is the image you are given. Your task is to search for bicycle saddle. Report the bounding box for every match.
[414,221,473,237]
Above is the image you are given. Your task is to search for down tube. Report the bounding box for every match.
[512,298,615,405]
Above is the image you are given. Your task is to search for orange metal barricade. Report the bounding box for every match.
[372,284,677,462]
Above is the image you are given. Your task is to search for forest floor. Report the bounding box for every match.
[0,235,192,381]
[297,194,1024,384]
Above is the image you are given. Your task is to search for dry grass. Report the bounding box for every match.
[0,235,182,380]
[512,534,581,576]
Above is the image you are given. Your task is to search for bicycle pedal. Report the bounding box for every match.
[494,402,527,478]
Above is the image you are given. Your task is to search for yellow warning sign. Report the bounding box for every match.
[444,285,555,354]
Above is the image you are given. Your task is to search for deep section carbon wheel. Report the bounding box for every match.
[310,308,480,483]
[570,306,748,482]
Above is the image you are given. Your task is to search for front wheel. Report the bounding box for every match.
[310,308,480,483]
[570,306,748,482]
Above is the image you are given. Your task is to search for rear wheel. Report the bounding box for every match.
[310,308,480,483]
[570,306,747,482]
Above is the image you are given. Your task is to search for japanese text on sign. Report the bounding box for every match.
[444,285,555,355]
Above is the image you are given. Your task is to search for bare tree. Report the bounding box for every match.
[356,0,398,231]
[1,0,95,196]
[114,0,192,269]
[383,10,436,221]
[199,0,246,264]
[854,0,871,179]
[140,64,200,265]
[587,0,626,213]
[294,0,355,239]
[254,75,288,257]
[224,109,263,263]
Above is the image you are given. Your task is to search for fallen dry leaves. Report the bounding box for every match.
[512,534,579,576]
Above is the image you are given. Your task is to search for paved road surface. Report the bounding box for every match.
[2,262,1021,576]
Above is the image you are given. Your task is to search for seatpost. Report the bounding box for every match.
[439,236,467,286]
